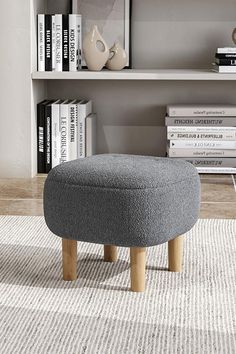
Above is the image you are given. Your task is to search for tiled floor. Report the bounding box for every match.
[0,175,235,218]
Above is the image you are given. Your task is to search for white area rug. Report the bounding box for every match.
[0,216,235,354]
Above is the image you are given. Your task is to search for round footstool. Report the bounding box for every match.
[44,154,200,292]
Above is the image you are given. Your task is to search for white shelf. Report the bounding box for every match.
[32,69,236,81]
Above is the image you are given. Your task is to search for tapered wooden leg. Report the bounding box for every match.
[62,239,77,281]
[104,245,118,262]
[168,235,183,272]
[130,247,146,292]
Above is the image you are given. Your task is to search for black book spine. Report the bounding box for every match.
[215,53,236,59]
[63,15,69,71]
[37,100,48,173]
[45,104,52,173]
[45,15,52,71]
[215,58,236,66]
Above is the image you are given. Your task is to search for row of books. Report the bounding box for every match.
[37,14,82,72]
[37,99,96,173]
[212,47,236,73]
[165,104,236,174]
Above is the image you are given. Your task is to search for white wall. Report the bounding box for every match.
[1,0,236,177]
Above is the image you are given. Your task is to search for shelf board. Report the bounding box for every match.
[32,69,236,81]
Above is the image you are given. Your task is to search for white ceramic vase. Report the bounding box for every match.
[83,25,109,71]
[106,41,128,71]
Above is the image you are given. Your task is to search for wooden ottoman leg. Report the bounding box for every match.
[104,245,118,262]
[130,247,146,292]
[168,235,183,272]
[62,239,77,281]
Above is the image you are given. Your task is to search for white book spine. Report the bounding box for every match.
[217,47,236,54]
[51,15,56,71]
[60,103,69,163]
[69,102,78,160]
[179,157,236,168]
[167,105,236,117]
[167,131,236,141]
[69,15,77,71]
[196,167,236,174]
[55,15,63,72]
[168,148,236,158]
[51,102,61,167]
[38,15,45,71]
[167,126,236,133]
[78,101,92,158]
[169,140,236,150]
[76,15,82,70]
[213,66,236,73]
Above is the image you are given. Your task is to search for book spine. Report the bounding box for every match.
[76,15,82,70]
[69,103,78,160]
[45,15,52,71]
[167,106,236,117]
[52,15,56,71]
[169,140,236,149]
[217,48,236,54]
[45,104,52,173]
[37,101,46,173]
[167,126,236,133]
[165,117,236,127]
[51,102,61,168]
[62,15,69,71]
[216,53,236,59]
[55,14,63,72]
[168,148,236,158]
[196,167,236,174]
[167,131,236,140]
[78,101,92,158]
[69,15,77,71]
[86,114,97,157]
[37,15,45,71]
[60,103,69,163]
[214,66,236,73]
[178,157,236,168]
[215,58,236,66]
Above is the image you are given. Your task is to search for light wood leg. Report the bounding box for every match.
[130,247,146,292]
[168,235,183,272]
[62,239,77,281]
[104,245,118,262]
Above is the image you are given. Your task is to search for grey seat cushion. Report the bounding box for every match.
[44,154,200,247]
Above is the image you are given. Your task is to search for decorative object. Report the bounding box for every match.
[83,25,109,71]
[106,41,128,70]
[232,28,236,44]
[72,0,131,68]
[44,154,200,292]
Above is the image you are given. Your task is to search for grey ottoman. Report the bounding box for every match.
[44,154,200,292]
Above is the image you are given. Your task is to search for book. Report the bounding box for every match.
[78,100,92,158]
[196,167,236,174]
[45,102,52,173]
[51,100,62,168]
[60,100,69,163]
[62,15,69,71]
[45,15,52,71]
[76,15,82,70]
[167,104,236,117]
[215,53,236,59]
[178,157,236,168]
[167,131,236,141]
[216,47,236,54]
[69,15,77,71]
[86,114,97,157]
[212,66,236,73]
[52,15,56,71]
[169,140,236,150]
[167,126,236,133]
[215,58,236,66]
[165,116,236,127]
[68,99,78,160]
[37,14,45,71]
[167,148,236,158]
[55,14,63,72]
[37,99,50,173]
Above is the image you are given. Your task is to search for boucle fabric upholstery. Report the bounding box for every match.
[44,154,200,247]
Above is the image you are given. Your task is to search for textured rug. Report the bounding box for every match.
[0,216,235,354]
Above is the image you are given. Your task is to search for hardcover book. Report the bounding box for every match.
[45,15,52,71]
[179,157,236,168]
[86,114,96,157]
[37,99,51,173]
[169,140,236,150]
[167,105,236,117]
[78,100,92,158]
[62,15,69,71]
[167,148,236,158]
[165,116,236,127]
[37,15,45,71]
[55,14,63,72]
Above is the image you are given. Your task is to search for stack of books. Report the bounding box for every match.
[212,47,236,73]
[166,104,236,174]
[37,99,96,174]
[38,14,82,72]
